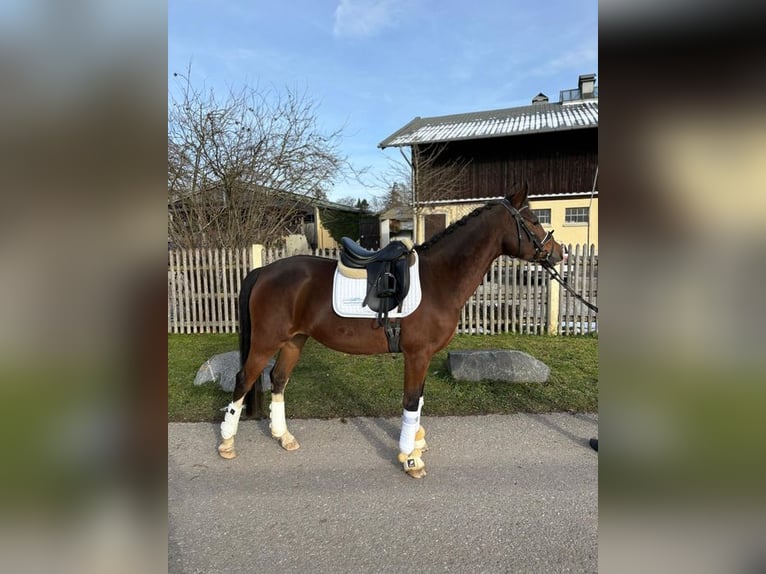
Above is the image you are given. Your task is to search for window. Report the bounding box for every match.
[565,207,589,224]
[531,208,551,225]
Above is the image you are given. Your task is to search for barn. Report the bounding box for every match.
[378,73,598,250]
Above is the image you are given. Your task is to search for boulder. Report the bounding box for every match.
[447,349,550,383]
[193,351,274,392]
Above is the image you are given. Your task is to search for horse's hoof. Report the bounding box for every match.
[218,438,237,459]
[280,437,300,451]
[276,431,300,451]
[406,467,427,479]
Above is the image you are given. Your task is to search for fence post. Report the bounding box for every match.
[251,244,264,270]
[547,268,561,335]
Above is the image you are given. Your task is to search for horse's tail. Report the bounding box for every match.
[238,268,260,366]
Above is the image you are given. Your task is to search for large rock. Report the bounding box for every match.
[447,349,550,383]
[193,351,274,392]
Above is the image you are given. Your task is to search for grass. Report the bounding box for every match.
[168,332,597,422]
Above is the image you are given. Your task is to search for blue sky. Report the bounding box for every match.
[169,0,597,202]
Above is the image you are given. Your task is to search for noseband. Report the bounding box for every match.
[500,198,556,265]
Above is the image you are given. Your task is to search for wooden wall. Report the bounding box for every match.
[415,128,598,200]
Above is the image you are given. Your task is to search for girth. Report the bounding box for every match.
[340,237,414,352]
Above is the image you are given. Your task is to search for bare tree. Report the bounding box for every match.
[378,144,471,203]
[411,143,472,203]
[376,143,472,238]
[168,69,349,249]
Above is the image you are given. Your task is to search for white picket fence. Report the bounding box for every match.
[167,244,597,335]
[167,247,252,334]
[557,244,599,335]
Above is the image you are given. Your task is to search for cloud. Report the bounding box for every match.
[524,43,598,81]
[333,0,401,38]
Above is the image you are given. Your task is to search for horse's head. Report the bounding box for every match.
[500,187,567,266]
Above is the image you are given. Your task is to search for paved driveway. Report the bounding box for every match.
[169,413,598,573]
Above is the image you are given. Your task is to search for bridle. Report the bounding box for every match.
[500,198,556,265]
[500,197,598,313]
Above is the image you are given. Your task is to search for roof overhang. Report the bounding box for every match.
[379,101,598,149]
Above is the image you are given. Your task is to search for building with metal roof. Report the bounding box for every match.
[377,74,598,250]
[379,100,598,149]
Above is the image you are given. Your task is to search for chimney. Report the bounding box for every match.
[578,74,596,98]
[532,92,549,104]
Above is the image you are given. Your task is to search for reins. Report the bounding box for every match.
[541,262,599,313]
[500,198,599,314]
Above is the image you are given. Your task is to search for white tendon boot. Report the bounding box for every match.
[218,399,243,459]
[270,394,299,451]
[397,397,426,477]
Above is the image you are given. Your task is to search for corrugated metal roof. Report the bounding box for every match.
[379,100,598,148]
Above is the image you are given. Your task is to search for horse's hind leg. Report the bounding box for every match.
[268,334,308,451]
[218,350,277,460]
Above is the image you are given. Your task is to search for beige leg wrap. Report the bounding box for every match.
[398,448,426,478]
[414,425,428,451]
[218,436,236,459]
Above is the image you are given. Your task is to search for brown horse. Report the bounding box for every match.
[218,187,567,478]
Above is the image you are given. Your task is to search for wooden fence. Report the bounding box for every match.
[167,247,252,334]
[557,244,599,335]
[168,244,597,335]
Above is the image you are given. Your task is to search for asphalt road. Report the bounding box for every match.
[169,413,598,573]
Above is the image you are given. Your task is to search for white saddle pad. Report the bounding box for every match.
[332,252,422,319]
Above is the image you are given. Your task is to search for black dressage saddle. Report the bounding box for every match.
[339,237,414,320]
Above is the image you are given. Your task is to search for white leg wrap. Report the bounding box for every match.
[398,399,423,455]
[399,415,419,455]
[220,399,244,440]
[269,394,287,438]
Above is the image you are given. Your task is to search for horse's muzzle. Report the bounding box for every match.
[542,243,567,266]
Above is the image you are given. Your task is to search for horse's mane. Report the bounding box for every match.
[416,201,498,251]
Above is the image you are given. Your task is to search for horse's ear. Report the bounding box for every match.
[506,181,529,208]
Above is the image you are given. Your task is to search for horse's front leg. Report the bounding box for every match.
[398,352,430,478]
